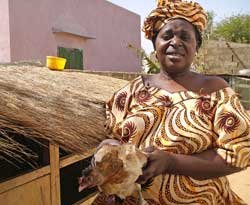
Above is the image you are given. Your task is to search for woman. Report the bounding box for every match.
[93,0,250,204]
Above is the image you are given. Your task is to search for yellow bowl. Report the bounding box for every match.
[46,56,67,70]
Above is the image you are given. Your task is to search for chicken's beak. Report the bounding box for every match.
[78,169,101,192]
[78,177,90,192]
[78,176,94,192]
[78,166,94,192]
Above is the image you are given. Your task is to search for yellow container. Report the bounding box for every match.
[46,56,67,70]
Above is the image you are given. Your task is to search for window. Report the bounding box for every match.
[58,47,83,70]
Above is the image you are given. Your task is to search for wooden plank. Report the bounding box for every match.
[0,175,51,205]
[0,165,50,194]
[73,191,99,205]
[50,143,61,205]
[60,149,95,169]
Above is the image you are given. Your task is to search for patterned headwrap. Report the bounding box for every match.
[142,0,208,40]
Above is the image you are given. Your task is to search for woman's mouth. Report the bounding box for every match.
[166,52,184,62]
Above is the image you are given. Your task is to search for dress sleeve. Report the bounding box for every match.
[104,80,134,140]
[213,88,250,168]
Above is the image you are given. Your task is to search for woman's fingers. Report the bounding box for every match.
[137,148,171,185]
[143,146,157,153]
[136,159,156,184]
[136,170,153,184]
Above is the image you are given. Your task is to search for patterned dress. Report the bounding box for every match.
[93,76,250,205]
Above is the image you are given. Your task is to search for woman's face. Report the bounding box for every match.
[155,19,197,74]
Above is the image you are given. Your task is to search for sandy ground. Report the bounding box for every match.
[228,168,250,204]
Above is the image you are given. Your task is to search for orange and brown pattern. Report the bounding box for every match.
[115,91,127,111]
[94,76,250,205]
[142,0,208,40]
[217,112,240,134]
[122,121,137,143]
[135,89,152,105]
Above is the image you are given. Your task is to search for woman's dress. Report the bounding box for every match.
[93,76,250,205]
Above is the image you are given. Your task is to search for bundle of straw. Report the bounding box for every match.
[0,65,128,162]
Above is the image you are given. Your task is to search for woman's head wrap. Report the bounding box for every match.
[142,0,208,40]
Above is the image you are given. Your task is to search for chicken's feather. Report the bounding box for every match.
[79,143,147,200]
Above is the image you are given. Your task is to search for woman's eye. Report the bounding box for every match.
[181,33,190,41]
[162,34,171,40]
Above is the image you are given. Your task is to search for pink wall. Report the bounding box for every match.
[8,0,141,72]
[0,0,11,62]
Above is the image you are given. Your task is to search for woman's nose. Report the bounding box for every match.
[169,36,182,48]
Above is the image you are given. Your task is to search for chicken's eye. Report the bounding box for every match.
[87,176,93,183]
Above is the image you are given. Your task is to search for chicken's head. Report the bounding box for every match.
[78,145,127,192]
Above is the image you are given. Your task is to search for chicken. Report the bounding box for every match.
[78,143,148,204]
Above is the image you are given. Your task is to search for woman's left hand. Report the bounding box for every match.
[136,146,171,184]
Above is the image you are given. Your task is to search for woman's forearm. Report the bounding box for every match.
[167,149,243,180]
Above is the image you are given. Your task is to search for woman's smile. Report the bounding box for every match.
[165,49,185,62]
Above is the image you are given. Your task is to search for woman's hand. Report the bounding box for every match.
[137,148,244,182]
[137,146,171,184]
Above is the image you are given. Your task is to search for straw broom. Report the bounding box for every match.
[0,65,128,162]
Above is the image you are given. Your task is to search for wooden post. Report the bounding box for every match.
[50,143,61,205]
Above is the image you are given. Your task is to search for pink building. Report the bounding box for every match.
[0,0,141,72]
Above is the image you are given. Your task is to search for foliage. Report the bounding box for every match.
[127,44,160,73]
[213,14,250,43]
[203,11,215,41]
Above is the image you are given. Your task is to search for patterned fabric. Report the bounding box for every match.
[93,76,250,205]
[142,0,208,40]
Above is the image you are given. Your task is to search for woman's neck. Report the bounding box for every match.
[159,69,193,81]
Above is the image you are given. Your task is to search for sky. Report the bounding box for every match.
[108,0,250,54]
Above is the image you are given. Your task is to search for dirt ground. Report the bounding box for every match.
[228,168,250,204]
